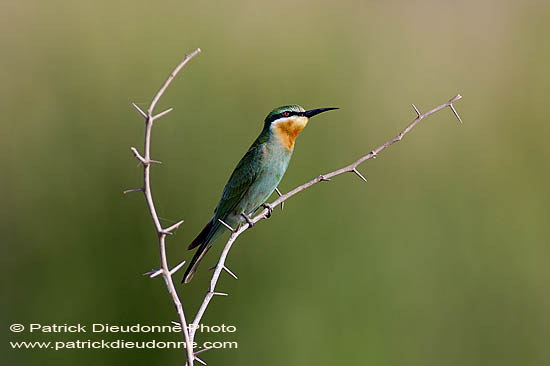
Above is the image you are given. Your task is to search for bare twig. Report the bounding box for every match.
[128,48,201,366]
[123,187,144,194]
[189,94,463,343]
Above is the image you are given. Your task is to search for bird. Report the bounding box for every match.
[182,104,338,283]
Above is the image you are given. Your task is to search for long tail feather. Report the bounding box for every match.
[183,217,224,283]
[182,242,211,283]
[187,218,213,249]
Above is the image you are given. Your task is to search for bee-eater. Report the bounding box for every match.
[182,105,338,283]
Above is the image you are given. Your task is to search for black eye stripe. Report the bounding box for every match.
[278,111,303,119]
[266,110,305,123]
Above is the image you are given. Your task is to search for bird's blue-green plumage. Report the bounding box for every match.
[183,104,336,283]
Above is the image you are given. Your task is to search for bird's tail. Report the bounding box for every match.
[182,241,212,284]
[187,217,214,250]
[182,218,221,284]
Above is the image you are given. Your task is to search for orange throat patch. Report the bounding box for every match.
[272,116,308,149]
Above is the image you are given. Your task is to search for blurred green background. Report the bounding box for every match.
[3,0,549,365]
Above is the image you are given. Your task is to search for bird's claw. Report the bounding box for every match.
[241,213,254,227]
[261,203,273,218]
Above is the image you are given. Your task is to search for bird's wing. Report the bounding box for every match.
[214,141,264,219]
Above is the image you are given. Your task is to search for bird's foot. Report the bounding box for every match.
[261,203,273,218]
[241,213,254,227]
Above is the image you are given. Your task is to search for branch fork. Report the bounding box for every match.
[130,147,162,166]
[127,47,462,366]
[127,48,201,366]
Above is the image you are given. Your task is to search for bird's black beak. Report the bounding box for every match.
[303,107,339,118]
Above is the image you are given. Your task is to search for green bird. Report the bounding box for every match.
[182,105,338,283]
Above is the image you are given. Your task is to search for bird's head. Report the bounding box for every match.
[264,105,338,149]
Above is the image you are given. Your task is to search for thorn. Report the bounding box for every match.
[131,147,162,165]
[241,213,254,227]
[195,347,213,356]
[412,104,421,118]
[207,265,237,279]
[170,260,187,275]
[144,268,163,278]
[132,103,147,118]
[274,188,284,211]
[212,292,228,297]
[319,175,331,182]
[165,219,185,233]
[218,219,235,232]
[222,266,238,280]
[370,151,377,159]
[261,203,273,218]
[352,168,367,183]
[123,187,144,194]
[449,103,462,124]
[153,107,174,120]
[130,147,147,164]
[194,356,207,365]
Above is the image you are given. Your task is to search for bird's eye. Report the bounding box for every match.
[282,111,290,117]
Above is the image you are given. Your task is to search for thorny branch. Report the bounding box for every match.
[188,94,463,342]
[125,49,463,366]
[125,48,201,366]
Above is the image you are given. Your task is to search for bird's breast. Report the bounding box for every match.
[272,116,308,150]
